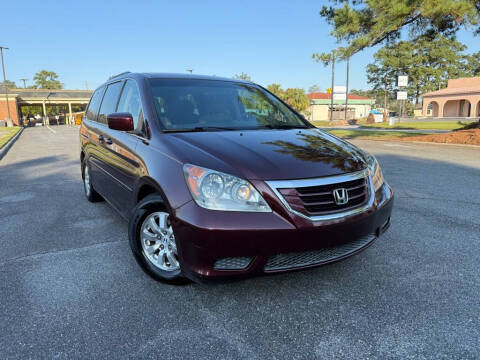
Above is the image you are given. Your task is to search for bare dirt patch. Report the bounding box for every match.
[401,129,480,146]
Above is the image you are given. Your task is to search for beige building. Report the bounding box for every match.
[307,93,374,121]
[422,77,480,118]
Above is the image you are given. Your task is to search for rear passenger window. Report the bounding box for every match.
[85,86,105,122]
[98,81,123,124]
[117,80,142,129]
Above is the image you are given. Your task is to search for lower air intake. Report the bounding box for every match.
[264,234,375,272]
[213,257,252,270]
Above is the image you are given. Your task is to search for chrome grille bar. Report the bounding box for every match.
[265,169,374,222]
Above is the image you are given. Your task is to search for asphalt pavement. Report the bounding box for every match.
[1,126,479,359]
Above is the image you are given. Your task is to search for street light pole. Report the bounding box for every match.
[20,78,28,88]
[330,53,335,122]
[344,56,350,122]
[0,46,12,125]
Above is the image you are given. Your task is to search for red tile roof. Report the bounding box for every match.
[422,85,480,97]
[308,92,371,100]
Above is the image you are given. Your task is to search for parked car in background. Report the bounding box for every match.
[80,72,394,283]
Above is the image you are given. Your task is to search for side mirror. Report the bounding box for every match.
[107,113,134,131]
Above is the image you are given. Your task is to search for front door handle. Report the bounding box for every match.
[98,135,112,145]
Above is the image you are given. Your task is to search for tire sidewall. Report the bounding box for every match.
[82,158,93,201]
[128,194,186,283]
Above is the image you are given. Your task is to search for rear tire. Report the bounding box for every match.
[128,194,189,285]
[82,158,103,202]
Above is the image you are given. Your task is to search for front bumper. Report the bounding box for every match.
[172,182,394,283]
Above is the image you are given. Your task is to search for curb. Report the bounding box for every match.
[399,140,480,148]
[0,127,24,161]
[351,138,480,148]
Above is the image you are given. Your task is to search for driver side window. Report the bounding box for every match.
[117,80,143,129]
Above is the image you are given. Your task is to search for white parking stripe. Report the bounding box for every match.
[382,143,411,148]
[46,125,57,134]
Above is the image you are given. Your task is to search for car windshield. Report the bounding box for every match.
[148,79,308,131]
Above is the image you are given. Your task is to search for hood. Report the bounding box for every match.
[163,128,366,180]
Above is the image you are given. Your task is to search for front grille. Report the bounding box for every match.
[213,257,252,270]
[278,177,368,217]
[264,234,375,272]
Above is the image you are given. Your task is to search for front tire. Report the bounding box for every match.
[128,194,189,284]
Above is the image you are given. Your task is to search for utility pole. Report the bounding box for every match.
[383,75,388,120]
[344,56,350,122]
[330,52,335,122]
[20,78,28,88]
[0,46,12,125]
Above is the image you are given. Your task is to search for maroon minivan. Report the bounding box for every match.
[80,72,393,283]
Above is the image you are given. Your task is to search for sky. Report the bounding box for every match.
[2,0,480,92]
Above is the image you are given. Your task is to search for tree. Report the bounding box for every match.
[317,0,479,57]
[350,89,375,98]
[366,35,470,104]
[308,85,322,93]
[0,80,16,89]
[233,72,252,81]
[33,70,63,89]
[282,88,310,113]
[266,84,310,113]
[465,51,480,76]
[267,83,284,98]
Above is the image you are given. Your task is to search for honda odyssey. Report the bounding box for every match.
[80,72,393,283]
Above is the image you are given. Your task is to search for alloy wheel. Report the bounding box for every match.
[140,212,180,271]
[84,165,91,197]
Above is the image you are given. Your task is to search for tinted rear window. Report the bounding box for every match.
[85,86,105,122]
[98,81,124,124]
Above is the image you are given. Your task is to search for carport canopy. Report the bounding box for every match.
[1,88,93,125]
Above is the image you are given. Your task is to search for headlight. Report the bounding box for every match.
[364,153,384,192]
[183,164,272,212]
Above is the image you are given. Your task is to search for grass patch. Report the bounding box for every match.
[359,121,475,131]
[309,120,334,127]
[0,127,21,149]
[326,129,425,140]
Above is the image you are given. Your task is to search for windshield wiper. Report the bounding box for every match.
[261,124,308,130]
[163,126,236,133]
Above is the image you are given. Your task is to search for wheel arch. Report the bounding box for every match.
[135,177,172,211]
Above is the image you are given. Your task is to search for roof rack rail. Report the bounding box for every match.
[109,71,131,80]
